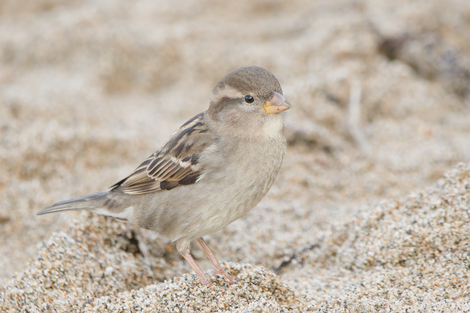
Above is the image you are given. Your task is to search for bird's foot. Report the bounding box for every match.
[198,274,211,286]
[214,268,236,284]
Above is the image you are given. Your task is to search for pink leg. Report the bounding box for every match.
[197,238,236,284]
[179,247,210,285]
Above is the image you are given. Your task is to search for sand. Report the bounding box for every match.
[1,0,470,311]
[2,164,470,311]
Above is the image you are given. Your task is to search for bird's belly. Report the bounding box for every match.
[175,170,276,240]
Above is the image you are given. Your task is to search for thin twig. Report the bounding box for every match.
[348,79,370,154]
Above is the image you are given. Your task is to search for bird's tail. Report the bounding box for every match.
[37,192,108,215]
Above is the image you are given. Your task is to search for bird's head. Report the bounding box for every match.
[207,66,292,137]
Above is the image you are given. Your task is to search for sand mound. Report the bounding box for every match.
[2,164,469,311]
[284,163,470,311]
[0,216,310,311]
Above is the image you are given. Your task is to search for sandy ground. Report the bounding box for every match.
[1,0,470,311]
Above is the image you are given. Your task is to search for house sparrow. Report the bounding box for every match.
[38,66,292,285]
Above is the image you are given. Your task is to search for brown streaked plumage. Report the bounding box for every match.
[110,113,213,194]
[38,66,292,286]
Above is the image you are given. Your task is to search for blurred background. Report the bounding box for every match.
[1,0,470,282]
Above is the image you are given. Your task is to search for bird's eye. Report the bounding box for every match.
[244,95,254,103]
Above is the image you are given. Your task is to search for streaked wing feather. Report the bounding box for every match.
[110,112,214,195]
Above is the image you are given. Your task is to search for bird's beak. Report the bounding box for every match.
[263,92,292,114]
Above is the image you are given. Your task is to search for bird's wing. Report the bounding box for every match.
[110,112,215,195]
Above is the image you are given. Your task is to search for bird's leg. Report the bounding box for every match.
[197,238,236,284]
[176,242,209,285]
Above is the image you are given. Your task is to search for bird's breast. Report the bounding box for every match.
[201,134,287,215]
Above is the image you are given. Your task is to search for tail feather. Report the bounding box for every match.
[37,192,107,215]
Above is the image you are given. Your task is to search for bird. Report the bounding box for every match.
[38,66,292,285]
